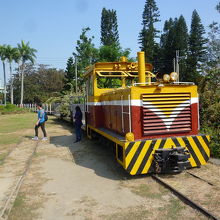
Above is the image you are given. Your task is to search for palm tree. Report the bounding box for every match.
[5,45,19,104]
[17,40,37,105]
[0,45,7,106]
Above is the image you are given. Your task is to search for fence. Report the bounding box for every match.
[17,103,59,115]
[18,96,86,123]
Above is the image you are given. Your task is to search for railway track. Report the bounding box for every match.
[0,141,39,220]
[0,139,24,166]
[152,173,220,220]
[186,171,215,186]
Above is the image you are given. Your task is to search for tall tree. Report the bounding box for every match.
[175,15,188,81]
[100,8,131,62]
[73,27,99,91]
[98,45,130,62]
[187,10,207,82]
[138,0,160,63]
[5,45,19,104]
[160,15,188,80]
[17,40,37,105]
[159,18,175,74]
[216,2,220,13]
[206,22,220,68]
[0,45,7,105]
[206,3,220,68]
[100,8,119,47]
[63,57,75,92]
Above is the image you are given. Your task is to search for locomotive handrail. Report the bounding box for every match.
[124,71,139,77]
[128,94,132,133]
[172,82,195,85]
[121,94,132,133]
[121,96,124,133]
[96,71,128,77]
[133,82,158,86]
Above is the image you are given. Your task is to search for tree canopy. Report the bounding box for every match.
[12,64,64,103]
[138,0,160,63]
[62,57,75,92]
[187,10,207,82]
[100,7,120,47]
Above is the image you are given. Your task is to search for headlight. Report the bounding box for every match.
[163,74,170,82]
[170,72,178,81]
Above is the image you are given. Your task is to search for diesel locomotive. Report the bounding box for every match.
[84,52,210,175]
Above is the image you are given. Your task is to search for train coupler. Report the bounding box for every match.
[153,147,190,174]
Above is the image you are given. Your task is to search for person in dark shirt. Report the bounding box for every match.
[74,106,83,143]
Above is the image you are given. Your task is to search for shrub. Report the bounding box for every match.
[0,105,29,115]
[199,68,220,158]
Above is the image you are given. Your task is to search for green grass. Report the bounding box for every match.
[13,193,26,208]
[100,206,151,220]
[0,134,21,145]
[8,193,38,220]
[0,152,8,165]
[0,113,55,147]
[0,113,36,133]
[158,198,185,220]
[0,113,37,147]
[131,183,168,199]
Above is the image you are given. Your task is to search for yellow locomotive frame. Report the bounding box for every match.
[84,52,210,175]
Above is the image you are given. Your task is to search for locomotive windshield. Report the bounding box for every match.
[97,76,122,88]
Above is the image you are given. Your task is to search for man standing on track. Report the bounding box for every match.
[32,103,47,141]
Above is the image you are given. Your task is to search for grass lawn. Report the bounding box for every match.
[0,113,36,133]
[0,112,56,165]
[0,112,43,147]
[0,113,37,164]
[0,113,55,147]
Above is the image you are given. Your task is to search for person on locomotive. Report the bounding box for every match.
[32,103,47,141]
[74,106,83,143]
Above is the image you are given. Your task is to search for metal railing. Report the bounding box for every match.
[121,94,132,133]
[17,103,57,115]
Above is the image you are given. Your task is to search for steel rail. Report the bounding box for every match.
[0,141,39,220]
[186,171,214,186]
[152,174,219,220]
[0,139,24,166]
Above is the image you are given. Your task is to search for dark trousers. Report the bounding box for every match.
[75,124,82,141]
[35,122,47,137]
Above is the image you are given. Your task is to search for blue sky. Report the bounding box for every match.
[0,0,219,83]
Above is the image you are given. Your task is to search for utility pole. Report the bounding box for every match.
[75,56,78,94]
[3,62,6,106]
[176,50,180,82]
[173,58,176,72]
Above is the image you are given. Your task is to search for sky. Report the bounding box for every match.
[0,0,219,84]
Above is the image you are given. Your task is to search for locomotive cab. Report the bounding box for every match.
[84,52,210,175]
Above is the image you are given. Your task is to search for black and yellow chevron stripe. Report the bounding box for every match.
[124,135,210,175]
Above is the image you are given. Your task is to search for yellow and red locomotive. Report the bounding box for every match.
[84,52,210,175]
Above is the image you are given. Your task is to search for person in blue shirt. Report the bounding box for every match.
[74,106,83,143]
[32,103,47,141]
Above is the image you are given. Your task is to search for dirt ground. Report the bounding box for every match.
[0,117,217,220]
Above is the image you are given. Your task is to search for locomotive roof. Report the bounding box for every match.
[84,61,153,78]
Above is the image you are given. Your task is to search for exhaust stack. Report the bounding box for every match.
[138,52,146,86]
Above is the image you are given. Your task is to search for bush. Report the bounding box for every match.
[199,68,220,158]
[0,104,29,115]
[201,127,220,158]
[56,94,71,118]
[56,92,84,119]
